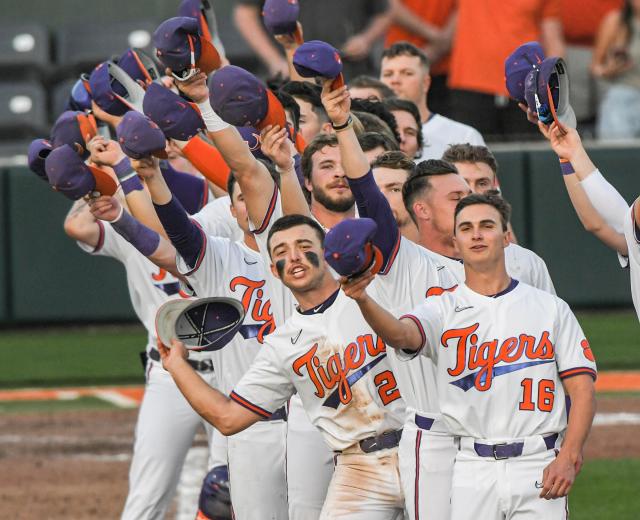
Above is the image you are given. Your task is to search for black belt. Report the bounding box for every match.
[414,414,435,430]
[267,407,287,422]
[149,348,214,373]
[358,429,403,454]
[474,433,559,460]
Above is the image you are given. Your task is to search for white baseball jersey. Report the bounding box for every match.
[175,233,276,393]
[192,195,243,242]
[77,222,215,362]
[619,203,640,321]
[418,113,485,162]
[402,281,597,439]
[232,289,406,451]
[429,243,556,294]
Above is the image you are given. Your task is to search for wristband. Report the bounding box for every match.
[275,158,295,174]
[113,157,136,181]
[559,158,575,175]
[111,209,161,257]
[331,115,353,132]
[196,100,230,133]
[120,174,144,195]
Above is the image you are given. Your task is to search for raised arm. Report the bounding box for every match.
[341,272,423,351]
[64,199,102,248]
[160,339,261,435]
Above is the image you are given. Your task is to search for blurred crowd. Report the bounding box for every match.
[234,0,639,141]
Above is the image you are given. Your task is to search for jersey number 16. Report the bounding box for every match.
[519,378,555,412]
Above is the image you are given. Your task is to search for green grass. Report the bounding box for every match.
[576,310,640,370]
[0,325,146,388]
[0,310,638,389]
[570,458,640,519]
[0,396,119,414]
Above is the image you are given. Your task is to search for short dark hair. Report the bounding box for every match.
[371,151,416,176]
[274,89,300,132]
[442,144,498,176]
[352,112,397,143]
[382,41,430,69]
[384,97,424,152]
[227,160,280,201]
[280,81,328,122]
[454,192,512,232]
[351,98,401,144]
[358,132,400,154]
[349,75,395,100]
[402,159,458,224]
[266,214,326,256]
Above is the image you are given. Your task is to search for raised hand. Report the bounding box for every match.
[131,156,161,180]
[88,195,123,222]
[321,83,351,126]
[539,122,584,162]
[340,271,375,303]
[171,71,210,104]
[260,125,295,169]
[88,136,126,167]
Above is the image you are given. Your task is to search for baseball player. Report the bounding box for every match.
[537,121,639,320]
[159,213,408,519]
[343,192,597,520]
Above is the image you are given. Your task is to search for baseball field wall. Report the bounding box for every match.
[0,143,637,324]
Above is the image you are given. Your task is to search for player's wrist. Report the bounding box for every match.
[331,114,352,132]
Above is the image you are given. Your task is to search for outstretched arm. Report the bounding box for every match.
[160,340,261,435]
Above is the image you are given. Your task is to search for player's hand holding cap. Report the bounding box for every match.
[116,111,169,159]
[89,61,147,116]
[143,82,206,141]
[156,296,246,352]
[208,65,287,130]
[524,54,576,129]
[504,41,545,104]
[293,40,344,90]
[28,139,53,181]
[45,144,118,200]
[50,110,98,159]
[153,16,221,82]
[262,0,302,42]
[324,218,384,278]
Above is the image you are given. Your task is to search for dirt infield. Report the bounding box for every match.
[1,394,639,520]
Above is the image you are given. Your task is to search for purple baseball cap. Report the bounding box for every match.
[89,61,146,116]
[209,65,287,130]
[324,218,384,278]
[504,41,545,104]
[143,82,205,141]
[45,144,118,200]
[27,139,53,181]
[117,48,160,85]
[293,41,345,90]
[236,126,268,161]
[50,110,98,159]
[156,296,246,351]
[524,56,576,129]
[153,17,221,78]
[262,0,300,36]
[117,111,169,159]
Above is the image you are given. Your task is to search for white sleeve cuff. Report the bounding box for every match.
[580,170,629,234]
[197,100,230,133]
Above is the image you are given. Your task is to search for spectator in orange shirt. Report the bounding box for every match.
[448,0,565,141]
[385,0,457,115]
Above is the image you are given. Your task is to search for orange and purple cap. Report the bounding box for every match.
[262,0,300,36]
[117,111,169,160]
[50,110,98,159]
[293,41,344,90]
[45,144,118,200]
[142,83,206,141]
[504,41,545,104]
[324,218,384,278]
[27,139,53,181]
[209,65,286,130]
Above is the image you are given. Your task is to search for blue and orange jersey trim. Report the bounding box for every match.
[230,391,272,419]
[252,183,279,235]
[380,232,402,275]
[183,219,207,276]
[93,220,105,253]
[559,367,597,381]
[400,313,426,351]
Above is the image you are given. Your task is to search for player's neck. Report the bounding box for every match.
[243,231,259,252]
[417,226,458,258]
[420,103,431,124]
[464,262,511,297]
[400,221,420,243]
[311,202,355,231]
[294,273,340,313]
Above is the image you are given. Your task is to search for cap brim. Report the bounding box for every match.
[197,38,221,74]
[88,165,119,196]
[155,298,195,349]
[256,89,287,131]
[331,73,345,91]
[347,242,384,280]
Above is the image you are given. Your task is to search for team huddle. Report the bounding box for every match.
[26,0,640,518]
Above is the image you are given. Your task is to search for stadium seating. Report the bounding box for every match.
[0,82,48,139]
[0,23,50,78]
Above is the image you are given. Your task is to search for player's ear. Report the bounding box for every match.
[413,200,429,221]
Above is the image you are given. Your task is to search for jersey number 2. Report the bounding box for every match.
[374,371,401,405]
[519,378,555,412]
